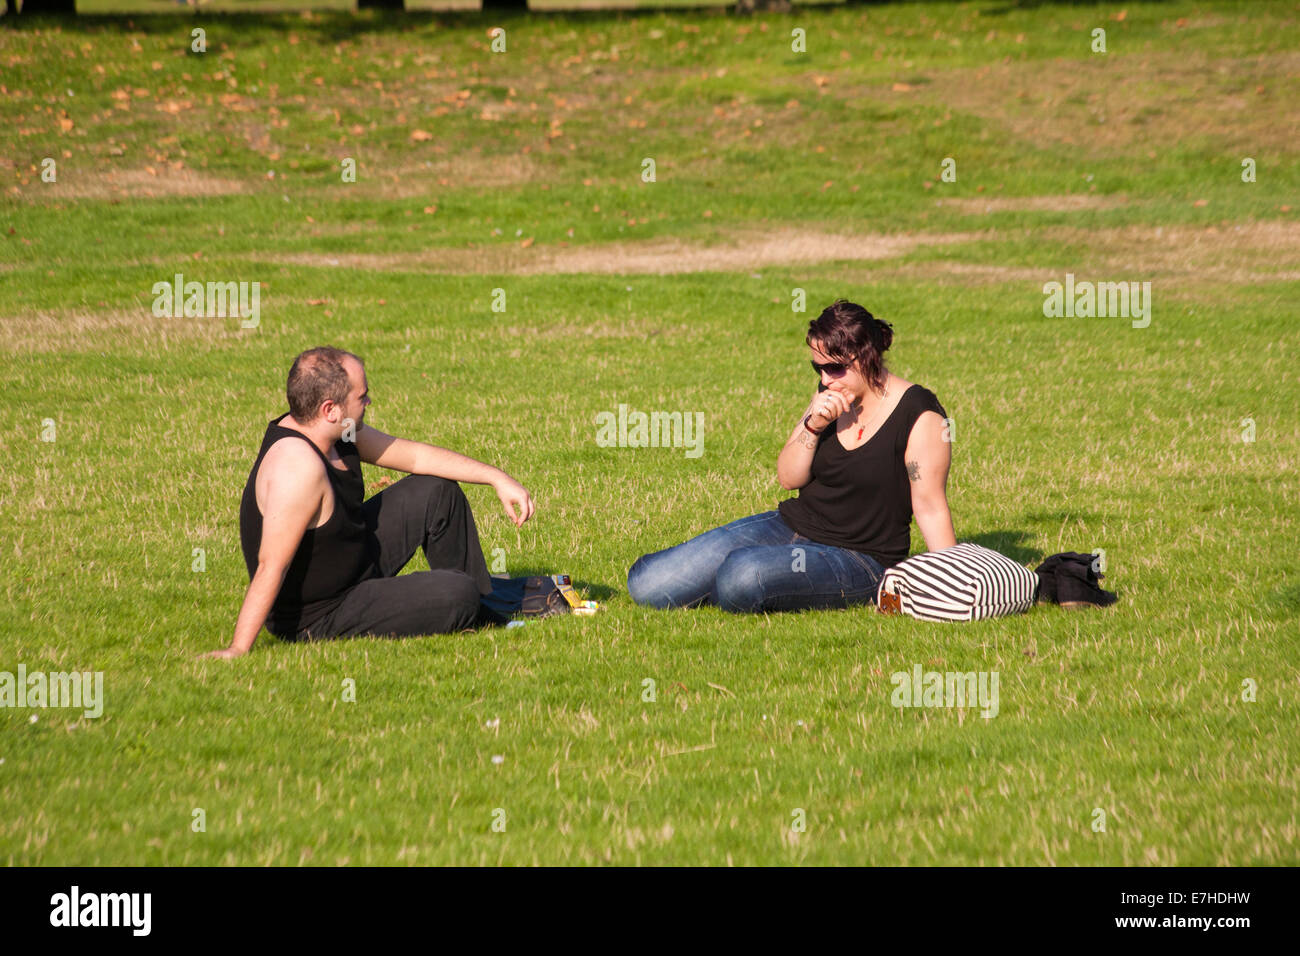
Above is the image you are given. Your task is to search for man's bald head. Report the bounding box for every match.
[286,347,363,424]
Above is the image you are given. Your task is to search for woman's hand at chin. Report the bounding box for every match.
[808,385,853,432]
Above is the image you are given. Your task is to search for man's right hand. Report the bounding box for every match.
[199,646,247,660]
[217,441,319,661]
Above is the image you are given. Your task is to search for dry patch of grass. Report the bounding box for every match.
[0,308,250,355]
[532,230,982,275]
[12,167,246,201]
[1044,220,1300,282]
[875,221,1300,285]
[267,246,533,274]
[254,219,1300,283]
[933,195,1131,215]
[261,228,983,275]
[357,153,546,197]
[893,50,1300,158]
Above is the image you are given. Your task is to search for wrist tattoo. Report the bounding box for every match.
[797,429,818,449]
[906,460,921,482]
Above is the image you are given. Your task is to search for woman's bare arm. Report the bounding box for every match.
[777,387,851,490]
[905,411,957,552]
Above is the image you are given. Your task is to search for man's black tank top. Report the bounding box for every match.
[239,414,379,637]
[778,384,948,569]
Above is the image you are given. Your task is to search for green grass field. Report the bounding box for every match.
[2,1,1298,865]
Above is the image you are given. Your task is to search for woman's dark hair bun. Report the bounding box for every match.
[806,300,894,391]
[874,317,894,354]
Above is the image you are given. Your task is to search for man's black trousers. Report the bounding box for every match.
[294,474,500,640]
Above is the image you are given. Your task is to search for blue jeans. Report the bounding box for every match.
[627,511,886,614]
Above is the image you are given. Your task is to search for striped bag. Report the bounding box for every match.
[876,543,1038,622]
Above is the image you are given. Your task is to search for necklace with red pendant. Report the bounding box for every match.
[855,381,889,441]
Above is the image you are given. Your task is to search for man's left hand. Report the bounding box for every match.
[493,476,536,527]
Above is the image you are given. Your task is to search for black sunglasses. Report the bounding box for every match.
[811,360,849,376]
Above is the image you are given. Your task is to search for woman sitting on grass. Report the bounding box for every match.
[627,300,957,613]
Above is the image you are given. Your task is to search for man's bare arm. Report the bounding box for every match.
[355,426,498,481]
[355,426,535,527]
[203,444,324,659]
[214,563,290,659]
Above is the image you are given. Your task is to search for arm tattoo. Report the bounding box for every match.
[797,429,818,450]
[906,460,921,482]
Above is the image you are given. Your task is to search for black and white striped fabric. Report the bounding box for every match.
[876,543,1038,622]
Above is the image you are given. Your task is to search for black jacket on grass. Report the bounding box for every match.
[1033,552,1118,608]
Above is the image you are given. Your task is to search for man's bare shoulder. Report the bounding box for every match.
[261,436,327,482]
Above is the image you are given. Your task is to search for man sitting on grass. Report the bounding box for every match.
[203,346,535,658]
